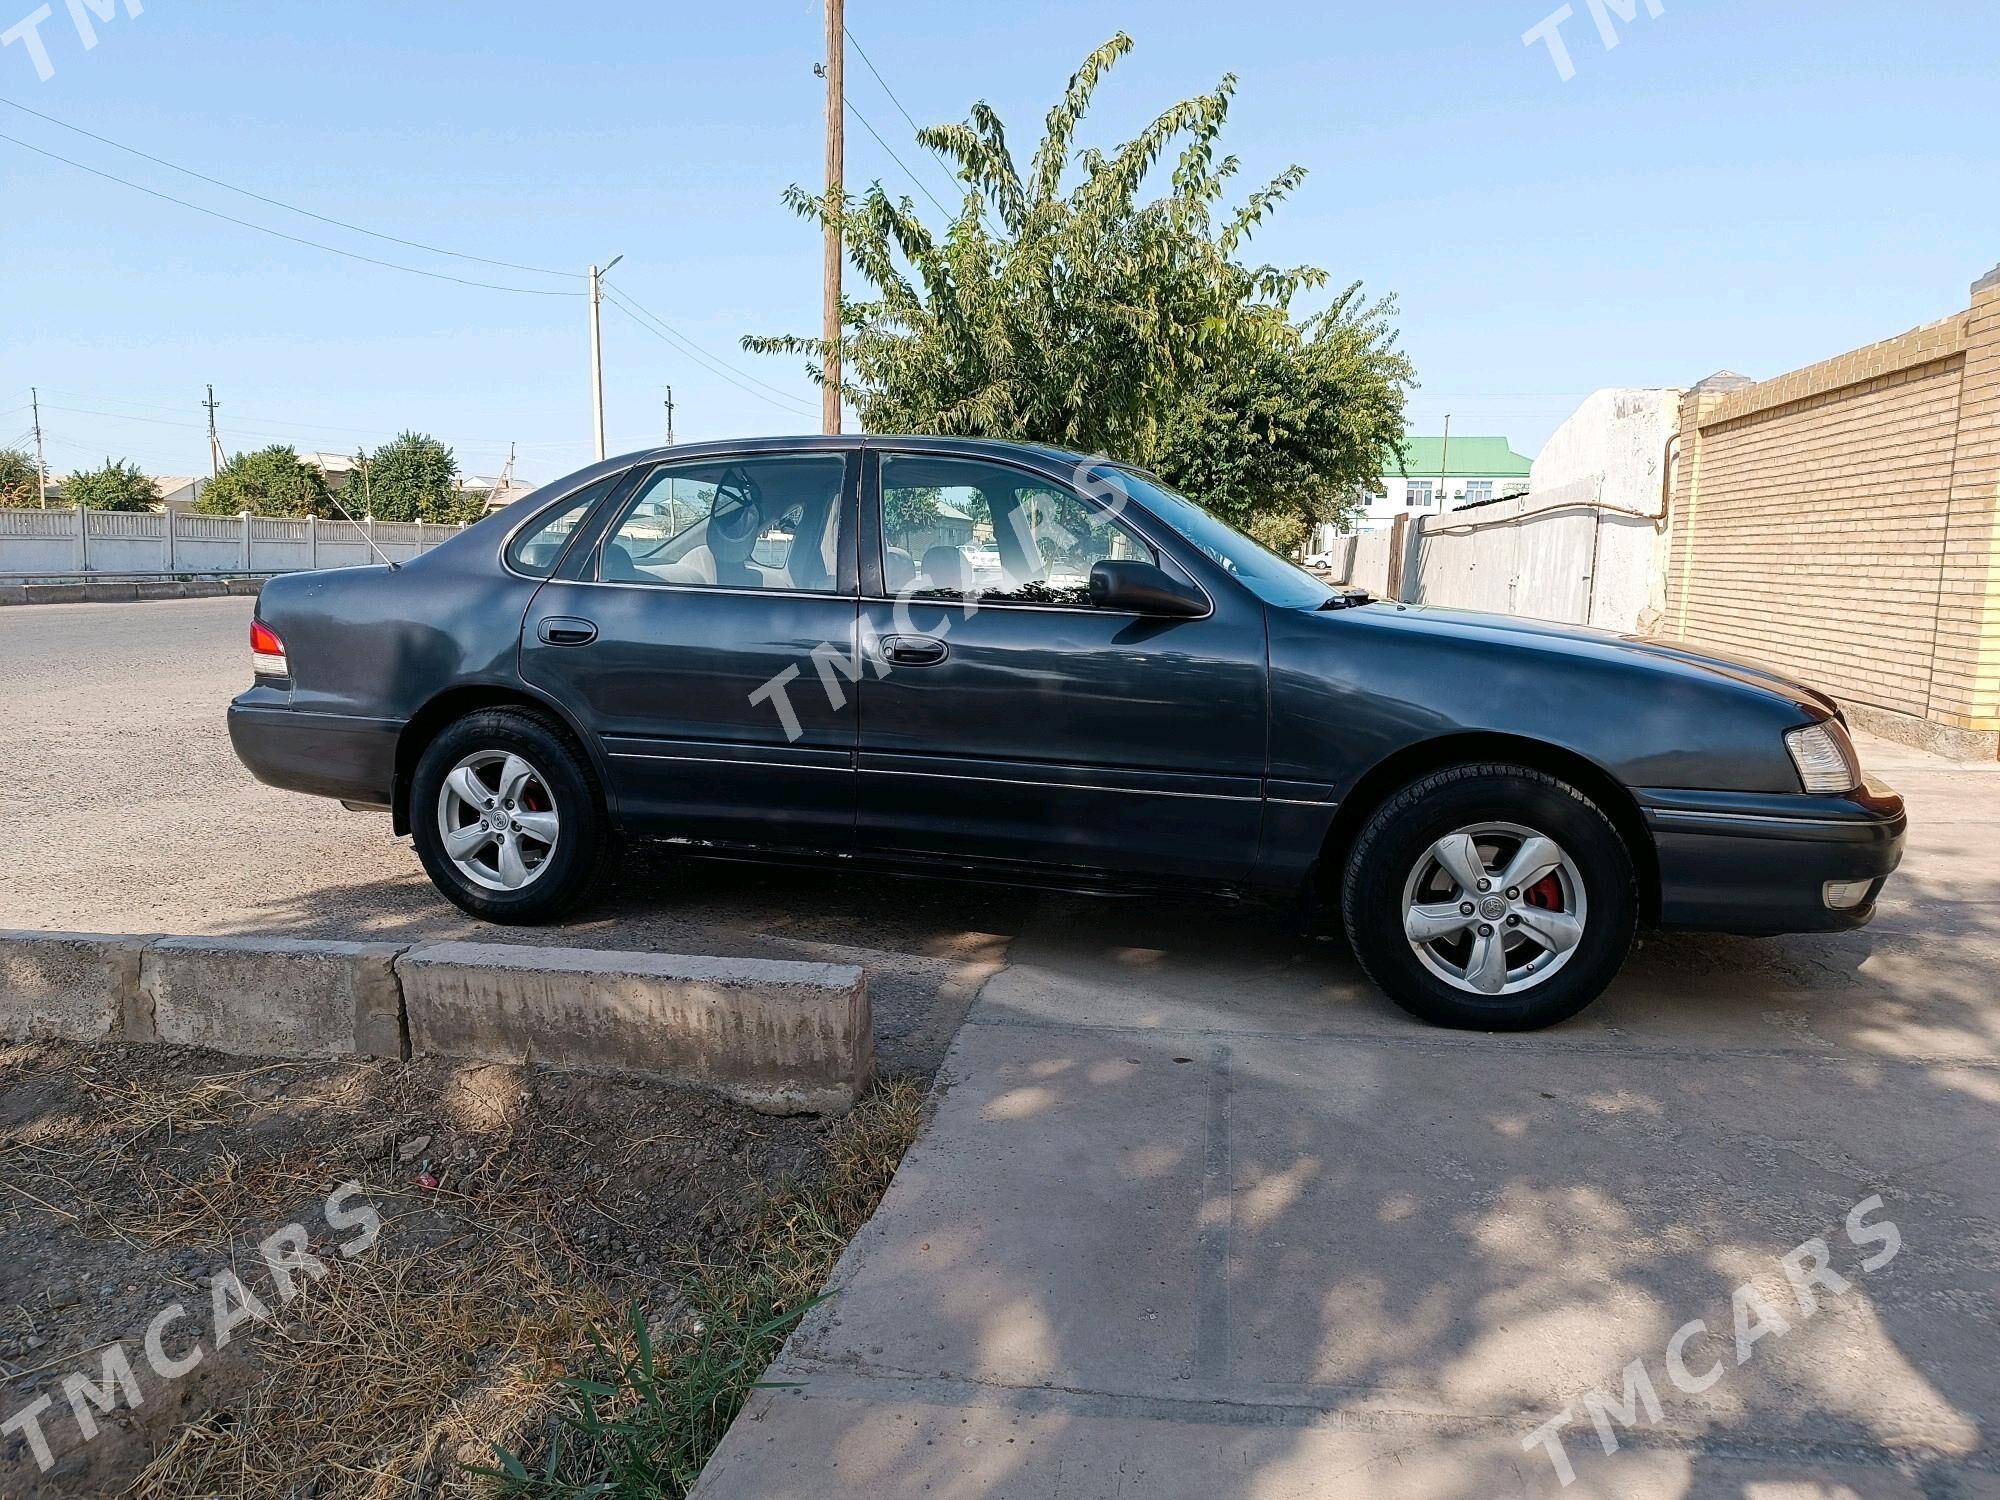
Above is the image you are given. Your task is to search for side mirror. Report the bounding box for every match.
[1088,559,1207,618]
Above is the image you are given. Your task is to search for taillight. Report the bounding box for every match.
[250,619,289,679]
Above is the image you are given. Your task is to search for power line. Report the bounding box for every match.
[28,387,576,448]
[41,402,206,431]
[603,286,808,404]
[602,294,814,419]
[842,27,965,212]
[843,93,951,218]
[600,286,817,416]
[0,131,584,297]
[0,94,580,281]
[37,403,586,469]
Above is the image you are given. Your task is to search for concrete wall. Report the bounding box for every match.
[1666,268,2000,754]
[1533,389,1680,511]
[1530,387,1681,630]
[0,508,465,580]
[1333,527,1397,595]
[1401,477,1659,630]
[1323,475,1661,632]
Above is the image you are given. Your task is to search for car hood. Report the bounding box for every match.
[1337,601,1844,720]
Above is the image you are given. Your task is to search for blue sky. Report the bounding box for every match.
[3,0,1995,487]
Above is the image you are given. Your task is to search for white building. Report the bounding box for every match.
[1317,436,1535,548]
[1363,435,1533,528]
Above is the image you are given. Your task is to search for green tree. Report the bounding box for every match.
[0,447,44,507]
[197,445,332,517]
[64,458,158,512]
[746,33,1411,533]
[359,431,459,522]
[1152,294,1412,545]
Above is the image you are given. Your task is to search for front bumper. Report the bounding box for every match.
[1641,778,1906,934]
[228,692,402,807]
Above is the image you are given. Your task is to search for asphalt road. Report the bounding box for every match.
[0,596,1285,1074]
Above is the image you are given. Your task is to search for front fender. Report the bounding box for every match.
[1268,605,1812,801]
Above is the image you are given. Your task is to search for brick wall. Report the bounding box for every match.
[1665,270,2000,752]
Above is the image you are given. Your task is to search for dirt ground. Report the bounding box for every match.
[0,1037,880,1497]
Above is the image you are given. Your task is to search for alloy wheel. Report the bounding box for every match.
[1399,821,1588,996]
[435,750,561,892]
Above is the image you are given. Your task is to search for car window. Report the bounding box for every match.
[599,456,845,592]
[878,455,1154,606]
[505,476,618,578]
[1097,466,1340,610]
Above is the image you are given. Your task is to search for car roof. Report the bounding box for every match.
[606,433,1112,476]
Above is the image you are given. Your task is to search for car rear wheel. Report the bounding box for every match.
[1340,763,1637,1030]
[410,708,615,924]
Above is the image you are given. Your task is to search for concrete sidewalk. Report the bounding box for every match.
[696,735,2000,1499]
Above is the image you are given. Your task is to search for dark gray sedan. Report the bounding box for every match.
[228,435,1905,1030]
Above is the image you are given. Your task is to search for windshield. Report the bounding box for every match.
[1097,467,1342,610]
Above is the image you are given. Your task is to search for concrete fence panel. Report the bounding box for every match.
[0,507,466,584]
[1322,478,1664,632]
[1411,481,1602,624]
[1347,529,1395,595]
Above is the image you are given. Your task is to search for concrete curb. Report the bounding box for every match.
[0,930,871,1114]
[141,935,408,1060]
[0,930,155,1042]
[399,942,871,1116]
[0,579,265,606]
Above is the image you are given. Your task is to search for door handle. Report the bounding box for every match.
[538,616,598,647]
[880,634,947,666]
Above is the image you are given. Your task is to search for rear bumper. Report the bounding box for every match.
[228,695,401,806]
[1641,779,1906,934]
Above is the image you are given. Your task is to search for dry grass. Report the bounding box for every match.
[126,1078,928,1500]
[130,1156,611,1500]
[115,1145,338,1246]
[483,1077,929,1499]
[75,1062,309,1148]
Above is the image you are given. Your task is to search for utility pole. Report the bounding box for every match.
[29,386,47,507]
[203,384,222,478]
[821,0,844,434]
[588,254,623,462]
[663,385,675,445]
[1439,413,1452,507]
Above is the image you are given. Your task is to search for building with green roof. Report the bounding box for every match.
[1351,435,1534,532]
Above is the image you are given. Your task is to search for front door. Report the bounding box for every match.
[520,449,860,851]
[853,449,1268,881]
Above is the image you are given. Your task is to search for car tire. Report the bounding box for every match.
[410,707,617,925]
[1340,762,1637,1031]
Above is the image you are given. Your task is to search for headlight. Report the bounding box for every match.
[1785,721,1859,793]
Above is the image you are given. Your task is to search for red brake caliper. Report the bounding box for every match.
[1524,874,1563,910]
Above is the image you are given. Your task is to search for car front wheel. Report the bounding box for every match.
[409,707,615,924]
[1341,763,1637,1030]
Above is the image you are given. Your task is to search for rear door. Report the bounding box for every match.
[853,448,1268,881]
[519,449,861,850]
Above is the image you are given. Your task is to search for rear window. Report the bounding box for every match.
[505,477,618,578]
